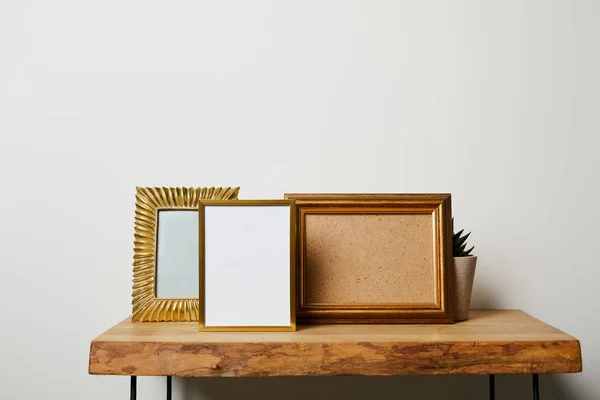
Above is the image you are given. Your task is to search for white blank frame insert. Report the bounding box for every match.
[198,200,296,332]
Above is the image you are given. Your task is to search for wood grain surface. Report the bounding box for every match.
[89,310,582,377]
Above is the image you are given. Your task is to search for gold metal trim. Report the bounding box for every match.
[131,187,240,322]
[198,200,297,332]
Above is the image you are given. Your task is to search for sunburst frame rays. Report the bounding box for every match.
[132,186,240,322]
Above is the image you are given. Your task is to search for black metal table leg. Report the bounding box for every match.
[533,374,540,400]
[130,376,137,400]
[489,374,495,400]
[167,376,172,400]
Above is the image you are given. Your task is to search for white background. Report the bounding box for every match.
[0,1,598,399]
[204,205,290,327]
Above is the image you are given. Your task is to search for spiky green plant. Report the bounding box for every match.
[452,219,474,257]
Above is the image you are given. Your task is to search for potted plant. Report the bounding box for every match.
[452,220,477,321]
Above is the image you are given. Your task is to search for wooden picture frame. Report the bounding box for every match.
[131,186,240,322]
[285,193,454,324]
[198,200,296,332]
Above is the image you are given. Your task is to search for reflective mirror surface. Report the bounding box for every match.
[156,210,198,298]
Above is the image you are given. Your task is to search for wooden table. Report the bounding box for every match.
[89,310,582,399]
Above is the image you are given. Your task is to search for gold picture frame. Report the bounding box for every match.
[285,193,454,324]
[131,186,240,322]
[198,200,296,332]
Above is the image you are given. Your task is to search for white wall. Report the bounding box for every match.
[1,1,598,399]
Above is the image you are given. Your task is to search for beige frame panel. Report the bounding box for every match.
[198,200,297,332]
[285,193,454,324]
[131,186,240,322]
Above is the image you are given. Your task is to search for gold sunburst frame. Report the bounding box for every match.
[132,186,240,322]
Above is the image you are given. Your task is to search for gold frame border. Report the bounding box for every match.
[285,193,454,324]
[131,187,240,322]
[198,200,297,332]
